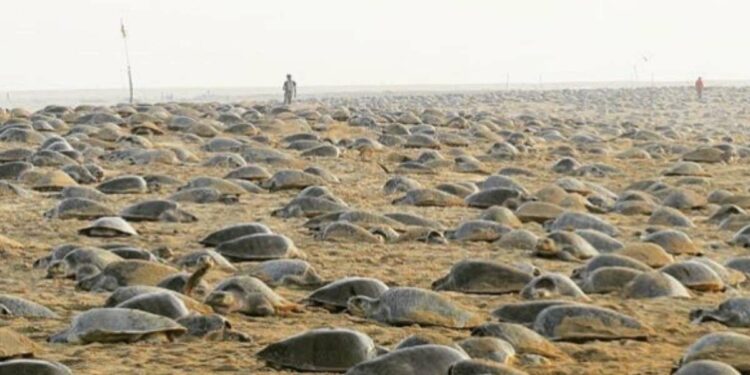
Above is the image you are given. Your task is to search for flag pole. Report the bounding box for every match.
[121,19,134,105]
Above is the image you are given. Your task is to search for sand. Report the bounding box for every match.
[1,86,749,374]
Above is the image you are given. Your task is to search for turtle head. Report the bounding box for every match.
[45,260,65,279]
[220,194,240,205]
[33,255,52,269]
[535,238,558,255]
[205,291,236,314]
[196,255,216,270]
[688,308,715,324]
[346,296,377,317]
[76,274,117,292]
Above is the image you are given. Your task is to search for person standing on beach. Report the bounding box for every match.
[283,74,296,105]
[695,77,704,99]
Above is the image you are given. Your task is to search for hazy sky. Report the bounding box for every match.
[1,0,747,90]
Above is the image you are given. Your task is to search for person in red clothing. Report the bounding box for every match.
[695,77,704,99]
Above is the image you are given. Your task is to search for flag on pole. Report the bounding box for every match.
[121,19,127,38]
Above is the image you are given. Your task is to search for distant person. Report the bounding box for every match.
[695,76,704,99]
[283,74,296,105]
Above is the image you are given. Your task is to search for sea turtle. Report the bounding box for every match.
[472,322,566,359]
[59,185,108,202]
[272,196,349,218]
[690,297,750,327]
[661,261,725,292]
[0,359,72,375]
[215,233,302,261]
[436,182,478,198]
[533,304,652,342]
[168,187,239,204]
[392,188,465,207]
[673,360,741,375]
[574,229,624,253]
[515,201,565,224]
[204,276,301,316]
[0,328,39,359]
[303,166,340,182]
[44,198,115,220]
[21,169,77,191]
[661,189,708,210]
[115,291,190,320]
[198,222,272,247]
[316,221,384,244]
[572,254,652,281]
[103,285,212,315]
[78,217,138,237]
[345,345,469,375]
[96,175,148,194]
[262,170,326,191]
[534,231,599,261]
[449,360,529,375]
[347,287,482,328]
[682,147,731,164]
[119,199,197,223]
[725,256,750,275]
[61,164,98,184]
[648,206,695,227]
[383,176,422,195]
[180,177,248,195]
[202,153,246,168]
[580,267,644,294]
[241,259,323,287]
[457,337,516,364]
[76,260,180,291]
[336,211,408,231]
[447,220,512,242]
[384,212,445,230]
[224,164,272,181]
[48,307,186,344]
[663,161,709,177]
[642,229,702,255]
[680,332,750,372]
[520,273,588,300]
[551,157,581,174]
[491,300,573,326]
[45,246,123,279]
[479,206,522,228]
[464,188,524,209]
[623,271,691,299]
[432,259,534,294]
[615,242,674,268]
[495,229,539,250]
[393,332,460,351]
[0,294,58,318]
[691,257,746,286]
[257,328,378,372]
[306,277,389,312]
[545,212,619,237]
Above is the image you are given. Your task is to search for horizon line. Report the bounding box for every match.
[4,78,749,94]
